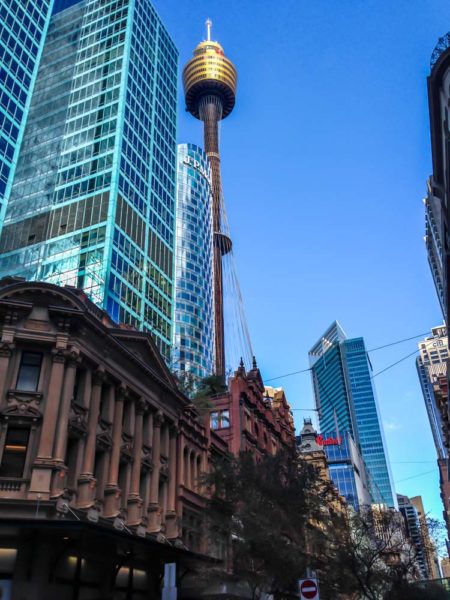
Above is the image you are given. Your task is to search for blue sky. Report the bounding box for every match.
[152,0,450,523]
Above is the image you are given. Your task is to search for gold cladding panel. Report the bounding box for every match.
[183,54,237,94]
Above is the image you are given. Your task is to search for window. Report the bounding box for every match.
[210,410,230,430]
[0,427,29,477]
[16,351,42,391]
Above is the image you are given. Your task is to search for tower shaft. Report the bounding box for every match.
[199,95,226,378]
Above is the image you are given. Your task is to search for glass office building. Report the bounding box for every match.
[0,0,178,361]
[0,0,54,226]
[173,144,214,382]
[309,322,396,508]
[323,431,371,512]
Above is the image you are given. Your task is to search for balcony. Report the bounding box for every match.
[0,478,28,495]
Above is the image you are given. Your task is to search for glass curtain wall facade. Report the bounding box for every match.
[0,0,54,226]
[0,0,178,361]
[324,431,371,511]
[309,322,396,508]
[173,143,214,382]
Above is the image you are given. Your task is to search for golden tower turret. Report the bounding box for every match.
[182,20,237,379]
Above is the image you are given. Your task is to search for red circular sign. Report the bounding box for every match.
[301,579,318,599]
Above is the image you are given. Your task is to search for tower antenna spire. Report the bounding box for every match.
[205,18,212,41]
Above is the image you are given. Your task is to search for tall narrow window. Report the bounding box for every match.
[16,352,42,392]
[0,428,30,477]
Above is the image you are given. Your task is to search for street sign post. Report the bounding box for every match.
[299,578,319,600]
[162,563,177,600]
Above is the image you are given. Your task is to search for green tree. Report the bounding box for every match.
[202,450,352,600]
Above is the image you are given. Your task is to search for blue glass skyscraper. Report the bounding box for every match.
[173,144,214,383]
[0,0,54,226]
[0,0,178,361]
[309,321,396,507]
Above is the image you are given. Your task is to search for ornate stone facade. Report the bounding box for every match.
[0,278,229,599]
[209,358,295,458]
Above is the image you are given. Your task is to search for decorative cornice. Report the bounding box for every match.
[51,348,66,364]
[153,410,164,427]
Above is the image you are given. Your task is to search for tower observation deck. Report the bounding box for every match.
[183,20,238,378]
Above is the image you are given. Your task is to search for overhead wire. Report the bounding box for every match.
[394,469,437,484]
[370,348,419,379]
[265,331,428,383]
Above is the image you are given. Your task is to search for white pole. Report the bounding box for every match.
[206,18,212,41]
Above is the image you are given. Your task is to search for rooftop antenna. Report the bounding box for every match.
[206,18,212,41]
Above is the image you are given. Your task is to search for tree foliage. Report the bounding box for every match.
[201,450,449,600]
[202,450,352,599]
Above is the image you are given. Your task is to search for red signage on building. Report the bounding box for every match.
[316,434,342,446]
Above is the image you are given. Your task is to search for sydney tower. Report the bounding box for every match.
[183,20,237,379]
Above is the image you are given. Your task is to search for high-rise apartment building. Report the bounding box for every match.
[0,0,54,225]
[427,33,450,325]
[309,321,396,508]
[416,326,450,539]
[424,180,446,321]
[398,494,440,580]
[173,143,214,381]
[0,0,178,361]
[417,326,448,460]
[397,494,429,579]
[410,495,441,580]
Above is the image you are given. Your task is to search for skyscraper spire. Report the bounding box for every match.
[206,18,212,41]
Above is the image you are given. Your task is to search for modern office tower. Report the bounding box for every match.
[0,0,178,361]
[309,321,396,508]
[321,431,371,512]
[182,20,237,378]
[298,420,370,511]
[427,33,450,325]
[0,0,54,226]
[173,143,214,382]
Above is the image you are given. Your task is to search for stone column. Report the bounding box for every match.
[127,399,145,525]
[52,350,80,497]
[185,448,191,490]
[165,425,179,538]
[77,368,104,508]
[37,350,66,459]
[71,369,91,491]
[193,453,198,492]
[147,410,163,533]
[29,350,66,498]
[104,385,125,517]
[0,341,13,405]
[54,351,79,462]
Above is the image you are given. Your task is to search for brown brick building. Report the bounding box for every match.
[0,278,294,599]
[209,360,295,458]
